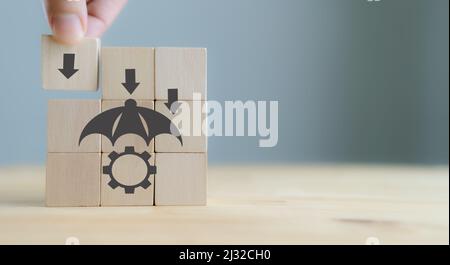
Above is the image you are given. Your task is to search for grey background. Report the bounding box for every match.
[0,0,448,165]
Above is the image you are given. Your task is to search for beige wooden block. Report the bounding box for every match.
[48,100,101,153]
[41,35,99,91]
[155,101,207,153]
[101,100,155,153]
[155,153,207,205]
[101,47,154,100]
[101,149,155,206]
[155,48,207,100]
[46,153,101,207]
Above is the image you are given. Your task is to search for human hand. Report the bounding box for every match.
[44,0,128,44]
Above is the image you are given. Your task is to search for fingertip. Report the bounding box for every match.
[51,14,85,45]
[86,0,128,38]
[85,16,105,38]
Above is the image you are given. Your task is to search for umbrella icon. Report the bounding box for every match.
[79,99,183,146]
[78,98,183,194]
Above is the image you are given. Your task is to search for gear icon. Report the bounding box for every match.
[103,146,156,194]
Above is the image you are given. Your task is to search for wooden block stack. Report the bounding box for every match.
[154,48,208,205]
[42,35,207,207]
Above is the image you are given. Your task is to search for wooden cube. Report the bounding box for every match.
[48,100,101,153]
[155,153,207,205]
[155,101,207,153]
[155,48,207,100]
[41,35,99,91]
[101,47,154,100]
[101,150,155,206]
[101,100,154,153]
[46,153,101,207]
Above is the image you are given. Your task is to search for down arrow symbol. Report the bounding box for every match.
[121,69,140,95]
[165,88,181,114]
[58,53,79,79]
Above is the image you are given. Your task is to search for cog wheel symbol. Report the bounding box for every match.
[103,146,156,194]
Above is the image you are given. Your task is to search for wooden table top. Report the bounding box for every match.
[0,165,448,245]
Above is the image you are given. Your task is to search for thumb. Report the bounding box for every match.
[44,0,88,45]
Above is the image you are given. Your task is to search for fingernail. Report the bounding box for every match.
[52,14,85,44]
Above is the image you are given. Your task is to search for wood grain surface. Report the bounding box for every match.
[0,165,448,245]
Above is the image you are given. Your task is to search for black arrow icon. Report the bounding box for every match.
[58,53,79,79]
[121,69,140,95]
[165,88,181,114]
